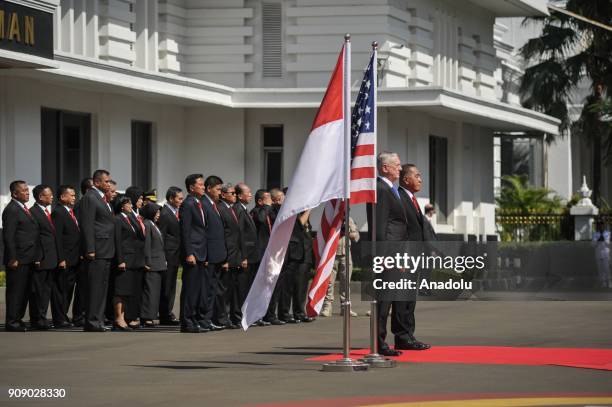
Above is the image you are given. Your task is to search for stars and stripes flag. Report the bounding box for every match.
[241,43,349,330]
[306,50,377,317]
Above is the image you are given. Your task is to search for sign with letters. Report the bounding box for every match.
[0,0,53,59]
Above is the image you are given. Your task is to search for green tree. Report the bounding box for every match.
[496,175,565,241]
[519,0,612,205]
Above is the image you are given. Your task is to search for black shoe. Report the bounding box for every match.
[266,318,286,326]
[281,318,300,324]
[224,323,241,329]
[379,348,402,357]
[128,323,140,330]
[6,325,27,332]
[395,341,430,351]
[84,326,109,332]
[72,320,84,328]
[141,320,155,328]
[297,316,315,323]
[256,319,271,326]
[112,323,131,332]
[180,326,201,333]
[160,318,180,326]
[31,322,52,331]
[54,321,74,329]
[209,323,225,331]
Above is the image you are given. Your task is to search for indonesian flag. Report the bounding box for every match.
[241,44,348,330]
[306,51,378,317]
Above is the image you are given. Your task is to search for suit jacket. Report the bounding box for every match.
[251,205,274,258]
[398,187,425,242]
[2,200,42,265]
[30,204,59,270]
[219,201,246,268]
[423,217,438,242]
[80,188,115,259]
[234,202,259,263]
[114,215,145,269]
[52,206,81,267]
[157,205,181,267]
[287,218,305,262]
[179,194,207,262]
[144,219,166,271]
[202,196,227,264]
[367,178,409,242]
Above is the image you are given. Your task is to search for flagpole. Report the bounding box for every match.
[322,34,368,373]
[359,41,396,368]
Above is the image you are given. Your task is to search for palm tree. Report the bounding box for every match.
[519,0,612,205]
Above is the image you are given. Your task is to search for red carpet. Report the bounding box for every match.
[306,346,612,371]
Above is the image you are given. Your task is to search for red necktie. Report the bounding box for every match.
[124,215,135,232]
[69,208,80,230]
[23,206,32,218]
[212,201,220,216]
[230,207,239,224]
[137,215,146,234]
[44,207,55,231]
[175,210,180,221]
[266,214,272,233]
[196,199,205,225]
[411,196,421,215]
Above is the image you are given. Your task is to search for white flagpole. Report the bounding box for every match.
[359,42,396,368]
[322,34,368,372]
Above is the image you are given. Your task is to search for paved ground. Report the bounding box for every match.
[0,287,611,406]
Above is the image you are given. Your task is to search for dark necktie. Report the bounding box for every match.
[44,207,55,230]
[69,208,80,230]
[23,206,32,217]
[411,195,421,215]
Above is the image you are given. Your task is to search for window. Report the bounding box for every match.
[131,121,152,190]
[429,135,448,223]
[41,108,91,190]
[263,125,283,189]
[262,2,282,78]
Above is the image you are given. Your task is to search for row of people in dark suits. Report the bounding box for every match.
[3,170,316,332]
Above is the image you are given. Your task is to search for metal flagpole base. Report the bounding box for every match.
[359,353,397,368]
[322,358,369,372]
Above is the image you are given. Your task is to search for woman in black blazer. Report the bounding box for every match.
[112,195,146,331]
[140,204,167,327]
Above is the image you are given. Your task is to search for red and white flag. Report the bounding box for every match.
[306,50,378,317]
[241,44,348,330]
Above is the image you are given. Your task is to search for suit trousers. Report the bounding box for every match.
[376,300,415,351]
[51,266,78,324]
[85,259,111,329]
[141,269,163,320]
[180,261,203,328]
[29,268,53,324]
[196,263,216,325]
[213,265,232,326]
[279,261,309,320]
[5,263,34,328]
[264,268,286,321]
[230,266,250,324]
[159,263,179,320]
[71,262,87,324]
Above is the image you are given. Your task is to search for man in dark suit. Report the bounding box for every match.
[80,169,115,332]
[251,189,285,325]
[71,177,92,327]
[3,181,41,331]
[179,174,208,333]
[366,152,412,356]
[200,175,228,330]
[51,185,81,328]
[29,185,58,330]
[234,183,269,327]
[157,186,183,325]
[218,183,246,328]
[397,163,431,350]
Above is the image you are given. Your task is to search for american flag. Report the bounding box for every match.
[306,51,377,317]
[350,52,377,204]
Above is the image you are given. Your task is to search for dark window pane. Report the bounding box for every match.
[429,135,448,223]
[265,151,282,189]
[264,126,283,147]
[132,121,152,190]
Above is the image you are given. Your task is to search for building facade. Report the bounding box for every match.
[0,0,559,241]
